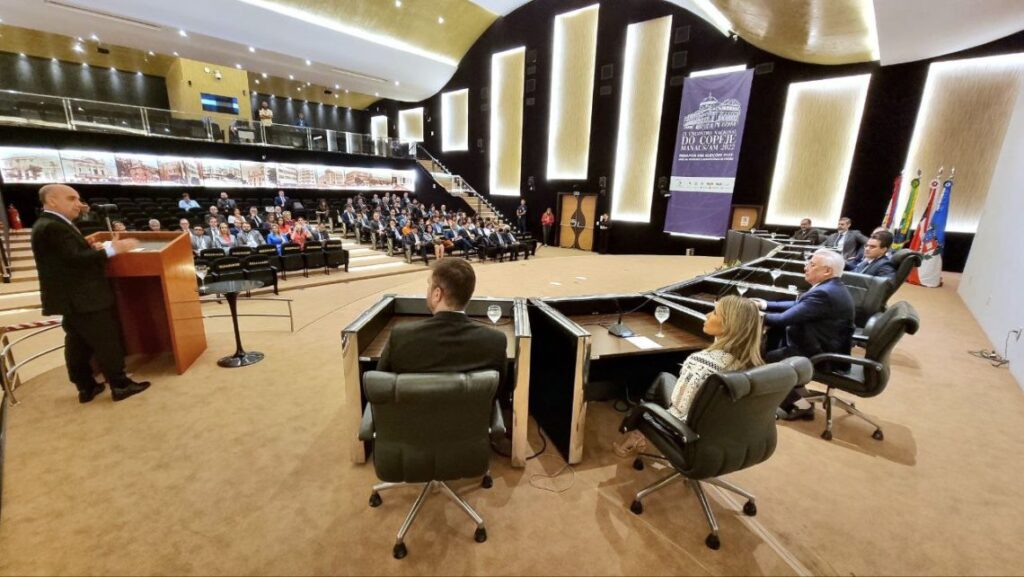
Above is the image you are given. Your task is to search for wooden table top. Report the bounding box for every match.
[360,315,518,361]
[568,312,708,360]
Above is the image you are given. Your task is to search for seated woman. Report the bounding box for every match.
[266,223,287,255]
[227,207,245,233]
[613,296,765,457]
[315,199,330,225]
[290,222,311,249]
[276,216,292,236]
[211,223,236,253]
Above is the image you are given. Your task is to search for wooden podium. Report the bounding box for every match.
[85,231,206,374]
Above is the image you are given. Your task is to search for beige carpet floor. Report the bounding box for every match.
[0,251,1022,576]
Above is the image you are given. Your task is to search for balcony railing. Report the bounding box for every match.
[0,89,416,160]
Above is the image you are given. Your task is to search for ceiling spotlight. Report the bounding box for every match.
[374,92,379,96]
[136,71,143,76]
[82,62,88,67]
[334,94,338,98]
[178,29,188,37]
[148,50,155,56]
[73,44,84,53]
[248,46,255,53]
[438,16,444,24]
[345,89,349,93]
[51,57,58,62]
[288,74,294,79]
[109,66,116,71]
[173,51,179,56]
[394,80,400,86]
[305,59,311,66]
[235,63,242,69]
[18,52,25,57]
[306,81,311,86]
[261,72,267,78]
[90,33,99,41]
[395,0,401,6]
[334,83,339,89]
[76,37,84,42]
[255,79,260,85]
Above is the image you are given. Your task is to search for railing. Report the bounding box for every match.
[0,185,11,284]
[416,147,508,222]
[0,89,416,159]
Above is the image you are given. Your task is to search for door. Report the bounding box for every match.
[558,193,597,251]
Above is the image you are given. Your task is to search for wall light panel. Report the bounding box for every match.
[370,115,388,140]
[610,16,673,223]
[398,107,424,143]
[899,52,1024,233]
[765,74,871,227]
[546,4,600,180]
[489,46,526,197]
[441,89,469,152]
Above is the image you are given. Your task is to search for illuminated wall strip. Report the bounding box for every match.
[765,74,872,227]
[898,52,1024,233]
[546,4,600,180]
[489,46,526,197]
[370,115,388,140]
[398,107,424,143]
[689,64,747,78]
[610,16,673,223]
[441,89,469,152]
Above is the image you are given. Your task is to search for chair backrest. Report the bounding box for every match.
[363,370,499,484]
[209,256,243,275]
[200,248,226,260]
[841,273,890,327]
[242,255,272,269]
[859,301,920,393]
[281,242,301,255]
[324,239,344,251]
[229,246,255,257]
[676,357,812,480]
[255,245,277,257]
[884,250,922,301]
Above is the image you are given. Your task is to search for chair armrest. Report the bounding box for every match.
[358,406,374,441]
[619,402,699,444]
[489,400,506,441]
[810,353,884,374]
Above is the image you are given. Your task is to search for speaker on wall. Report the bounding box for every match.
[671,51,688,69]
[754,62,775,75]
[599,176,607,195]
[527,65,537,76]
[600,64,614,80]
[526,49,538,63]
[526,97,536,106]
[525,78,536,93]
[528,176,536,191]
[674,26,691,43]
[669,76,684,87]
[599,85,612,96]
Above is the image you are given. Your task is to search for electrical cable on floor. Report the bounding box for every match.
[529,453,575,494]
[968,328,1021,368]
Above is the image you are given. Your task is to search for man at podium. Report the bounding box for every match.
[31,184,152,403]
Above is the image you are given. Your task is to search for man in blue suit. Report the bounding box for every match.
[846,230,897,278]
[753,248,855,421]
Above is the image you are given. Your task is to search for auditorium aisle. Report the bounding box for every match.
[1,253,1022,576]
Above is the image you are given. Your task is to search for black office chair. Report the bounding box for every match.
[620,357,813,550]
[242,254,278,295]
[884,249,922,302]
[207,256,245,283]
[200,248,227,261]
[359,370,505,559]
[840,273,890,328]
[324,239,349,272]
[255,245,282,275]
[229,246,255,258]
[805,301,920,441]
[279,242,306,277]
[302,242,327,274]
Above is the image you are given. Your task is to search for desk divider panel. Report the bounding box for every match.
[511,298,532,467]
[341,295,397,464]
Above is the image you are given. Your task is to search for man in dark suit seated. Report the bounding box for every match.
[823,217,868,263]
[191,225,213,252]
[273,190,291,208]
[846,230,897,278]
[377,258,506,384]
[31,184,151,403]
[216,191,237,214]
[752,248,855,421]
[403,224,432,266]
[791,218,823,244]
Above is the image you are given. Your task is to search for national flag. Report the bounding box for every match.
[881,172,901,230]
[908,170,953,287]
[893,170,921,249]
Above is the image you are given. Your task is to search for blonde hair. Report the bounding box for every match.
[707,296,764,370]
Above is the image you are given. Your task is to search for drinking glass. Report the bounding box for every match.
[654,305,670,338]
[195,264,208,291]
[487,304,502,325]
[770,269,782,286]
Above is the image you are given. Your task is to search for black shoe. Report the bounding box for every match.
[78,383,106,404]
[781,406,815,421]
[111,379,151,402]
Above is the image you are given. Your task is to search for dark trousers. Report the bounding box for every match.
[766,344,805,410]
[62,308,127,391]
[644,372,677,408]
[542,225,552,246]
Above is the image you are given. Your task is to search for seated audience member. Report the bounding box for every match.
[792,218,823,244]
[111,220,127,232]
[235,222,265,248]
[208,206,227,226]
[217,192,237,213]
[823,217,867,262]
[403,224,432,266]
[191,225,212,252]
[179,193,200,212]
[227,207,245,232]
[315,199,330,224]
[290,222,312,249]
[340,206,357,233]
[384,219,403,249]
[274,190,291,208]
[276,217,292,236]
[206,216,221,240]
[247,206,268,234]
[179,218,191,233]
[148,219,161,232]
[847,230,897,278]
[377,258,507,384]
[614,296,765,456]
[752,248,855,421]
[212,223,236,253]
[309,223,332,243]
[266,223,287,254]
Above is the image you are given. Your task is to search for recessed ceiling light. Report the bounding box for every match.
[345,89,349,93]
[297,87,302,91]
[235,63,242,69]
[77,37,83,42]
[334,83,339,89]
[109,66,116,71]
[136,71,143,76]
[173,51,179,56]
[261,72,267,78]
[306,81,311,86]
[374,92,379,96]
[248,46,255,53]
[148,50,154,56]
[438,16,444,24]
[334,94,338,98]
[178,29,187,37]
[18,52,25,57]
[288,74,294,80]
[394,80,400,86]
[73,44,84,53]
[255,79,260,85]
[82,62,88,67]
[90,33,99,41]
[395,0,401,6]
[51,57,58,62]
[305,59,311,66]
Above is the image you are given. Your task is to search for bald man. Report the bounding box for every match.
[31,184,151,403]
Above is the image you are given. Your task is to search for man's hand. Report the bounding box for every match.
[109,233,139,255]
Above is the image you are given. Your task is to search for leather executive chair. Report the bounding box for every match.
[804,301,920,441]
[620,357,813,550]
[359,370,505,560]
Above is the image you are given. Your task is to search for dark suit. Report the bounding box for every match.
[273,195,291,208]
[791,227,823,244]
[217,198,237,213]
[31,212,129,392]
[823,229,867,261]
[377,311,507,386]
[847,255,897,278]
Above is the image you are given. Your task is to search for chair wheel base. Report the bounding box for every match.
[630,500,643,515]
[482,475,493,489]
[872,429,884,441]
[743,501,757,516]
[821,430,833,441]
[632,458,644,471]
[393,542,407,559]
[705,534,720,550]
[369,493,382,508]
[474,527,488,543]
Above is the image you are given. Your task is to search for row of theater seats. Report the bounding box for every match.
[195,241,349,294]
[338,222,539,266]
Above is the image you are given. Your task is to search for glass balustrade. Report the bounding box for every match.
[0,89,414,160]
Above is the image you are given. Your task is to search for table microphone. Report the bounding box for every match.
[607,296,635,338]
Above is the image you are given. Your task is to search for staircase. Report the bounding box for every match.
[4,230,38,286]
[416,148,507,224]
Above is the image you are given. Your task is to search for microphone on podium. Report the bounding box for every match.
[607,296,635,338]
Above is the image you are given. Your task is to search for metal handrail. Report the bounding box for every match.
[0,184,11,283]
[417,146,510,223]
[0,320,63,406]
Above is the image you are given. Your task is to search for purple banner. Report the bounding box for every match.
[664,69,754,237]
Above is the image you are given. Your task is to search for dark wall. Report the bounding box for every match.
[371,0,1024,272]
[0,51,169,108]
[250,94,369,134]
